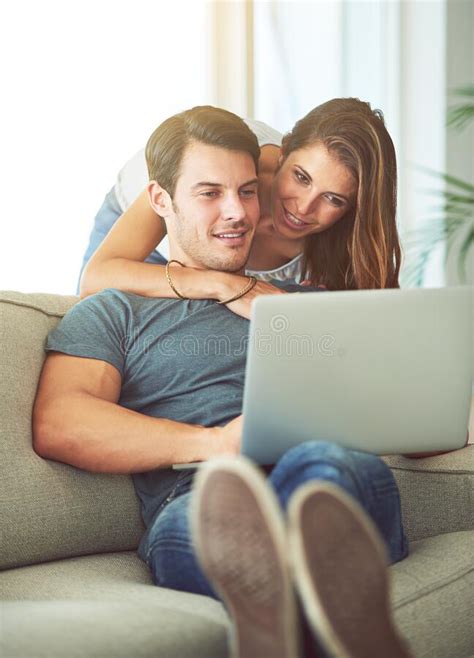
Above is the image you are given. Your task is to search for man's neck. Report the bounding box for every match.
[167,250,203,271]
[167,251,245,277]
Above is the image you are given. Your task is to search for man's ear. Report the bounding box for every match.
[147,181,173,217]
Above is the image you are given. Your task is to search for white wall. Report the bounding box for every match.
[0,0,213,294]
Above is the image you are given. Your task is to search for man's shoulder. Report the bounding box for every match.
[72,290,217,327]
[70,288,130,315]
[61,289,156,331]
[75,288,161,313]
[46,289,136,374]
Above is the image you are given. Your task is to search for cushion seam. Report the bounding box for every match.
[0,299,77,318]
[389,466,473,475]
[393,565,474,609]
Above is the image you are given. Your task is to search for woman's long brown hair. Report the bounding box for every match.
[282,98,401,290]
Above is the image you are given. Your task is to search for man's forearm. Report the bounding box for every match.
[80,257,233,301]
[33,392,220,473]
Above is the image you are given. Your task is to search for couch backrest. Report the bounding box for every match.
[0,292,144,570]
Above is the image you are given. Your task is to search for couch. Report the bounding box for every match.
[1,290,473,658]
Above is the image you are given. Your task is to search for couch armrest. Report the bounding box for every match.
[383,446,474,542]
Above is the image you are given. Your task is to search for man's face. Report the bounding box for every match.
[164,142,260,273]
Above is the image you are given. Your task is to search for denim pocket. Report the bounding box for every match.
[143,474,194,564]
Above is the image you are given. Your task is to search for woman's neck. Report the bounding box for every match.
[248,145,304,272]
[246,222,304,271]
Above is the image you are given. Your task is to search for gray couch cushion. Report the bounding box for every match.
[0,292,144,570]
[1,600,228,658]
[392,531,474,658]
[1,533,473,658]
[0,552,229,658]
[384,447,474,541]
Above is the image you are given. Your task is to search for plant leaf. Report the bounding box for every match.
[416,168,474,193]
[448,84,474,98]
[447,105,474,130]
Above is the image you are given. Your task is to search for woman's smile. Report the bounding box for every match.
[281,205,315,231]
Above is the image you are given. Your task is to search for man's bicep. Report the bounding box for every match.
[36,352,122,405]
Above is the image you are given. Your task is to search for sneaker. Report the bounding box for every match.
[191,457,301,658]
[288,482,412,658]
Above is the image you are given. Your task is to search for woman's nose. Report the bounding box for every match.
[297,190,318,217]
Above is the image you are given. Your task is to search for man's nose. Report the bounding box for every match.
[222,193,246,221]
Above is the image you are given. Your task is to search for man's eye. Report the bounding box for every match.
[201,191,218,198]
[294,170,309,184]
[241,189,257,197]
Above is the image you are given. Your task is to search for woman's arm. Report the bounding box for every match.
[80,189,166,298]
[80,189,231,300]
[79,188,285,315]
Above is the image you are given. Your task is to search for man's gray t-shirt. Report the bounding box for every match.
[45,289,251,526]
[46,286,320,544]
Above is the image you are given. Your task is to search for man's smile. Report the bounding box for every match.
[212,227,251,246]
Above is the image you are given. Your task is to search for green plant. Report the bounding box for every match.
[401,85,474,287]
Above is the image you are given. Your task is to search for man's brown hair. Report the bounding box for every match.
[145,106,260,198]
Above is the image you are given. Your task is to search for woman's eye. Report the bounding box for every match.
[201,191,218,198]
[241,189,256,198]
[325,194,344,207]
[294,170,309,184]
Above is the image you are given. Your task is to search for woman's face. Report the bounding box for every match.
[271,142,357,240]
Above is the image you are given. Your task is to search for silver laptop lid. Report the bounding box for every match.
[241,287,472,463]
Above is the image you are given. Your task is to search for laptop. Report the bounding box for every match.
[173,286,472,469]
[240,286,472,463]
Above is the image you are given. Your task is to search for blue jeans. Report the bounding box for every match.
[143,441,408,599]
[77,187,167,293]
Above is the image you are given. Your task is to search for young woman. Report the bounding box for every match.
[79,98,401,315]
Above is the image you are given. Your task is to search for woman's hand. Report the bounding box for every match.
[221,278,287,320]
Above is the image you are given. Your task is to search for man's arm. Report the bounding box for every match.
[33,353,240,473]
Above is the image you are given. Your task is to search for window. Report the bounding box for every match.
[0,0,213,293]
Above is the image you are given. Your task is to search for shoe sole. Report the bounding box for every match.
[288,482,411,658]
[191,457,300,658]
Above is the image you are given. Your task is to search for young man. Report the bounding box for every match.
[33,106,411,658]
